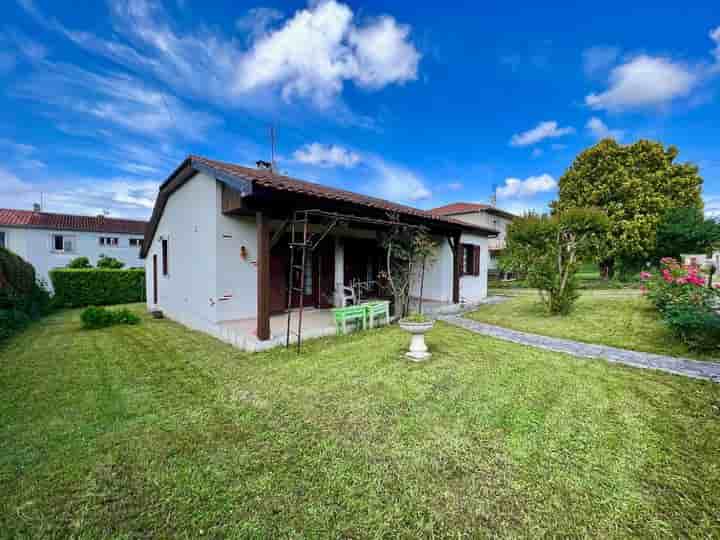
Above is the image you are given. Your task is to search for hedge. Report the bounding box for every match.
[50,268,146,308]
[0,248,51,343]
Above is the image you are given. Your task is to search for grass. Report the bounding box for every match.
[468,293,718,361]
[1,305,720,538]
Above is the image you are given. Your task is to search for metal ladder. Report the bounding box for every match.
[286,211,311,352]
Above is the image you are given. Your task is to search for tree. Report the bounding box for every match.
[655,207,720,260]
[67,256,92,269]
[553,139,703,278]
[380,220,437,319]
[96,255,125,269]
[501,208,609,315]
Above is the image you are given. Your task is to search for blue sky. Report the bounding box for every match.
[1,0,719,220]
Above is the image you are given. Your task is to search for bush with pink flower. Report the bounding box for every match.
[641,258,720,352]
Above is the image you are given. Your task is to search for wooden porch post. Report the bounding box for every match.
[451,233,461,304]
[256,211,271,341]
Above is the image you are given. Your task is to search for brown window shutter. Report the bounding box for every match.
[473,245,481,276]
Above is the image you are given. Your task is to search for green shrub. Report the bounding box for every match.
[50,269,145,308]
[0,248,52,343]
[663,304,720,352]
[80,306,141,330]
[67,257,92,269]
[96,255,125,269]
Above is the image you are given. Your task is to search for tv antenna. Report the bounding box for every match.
[269,124,277,172]
[490,184,498,206]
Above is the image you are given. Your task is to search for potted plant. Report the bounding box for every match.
[399,313,434,361]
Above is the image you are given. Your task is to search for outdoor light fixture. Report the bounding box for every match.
[240,246,248,260]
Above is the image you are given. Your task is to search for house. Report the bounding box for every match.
[141,156,499,351]
[430,203,516,271]
[0,208,147,287]
[681,252,720,268]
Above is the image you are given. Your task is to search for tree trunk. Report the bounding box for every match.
[600,259,615,280]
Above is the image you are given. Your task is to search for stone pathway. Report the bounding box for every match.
[439,302,720,383]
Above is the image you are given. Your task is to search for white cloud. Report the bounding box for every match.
[510,121,575,147]
[497,174,557,199]
[235,7,284,42]
[21,0,420,112]
[293,143,360,168]
[0,167,33,196]
[586,55,698,111]
[447,182,463,191]
[582,45,620,78]
[15,62,220,139]
[586,117,624,141]
[368,158,431,202]
[712,27,720,63]
[705,195,720,218]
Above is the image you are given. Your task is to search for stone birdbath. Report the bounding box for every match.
[399,315,435,361]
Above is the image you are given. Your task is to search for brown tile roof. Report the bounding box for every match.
[0,208,147,235]
[431,202,516,220]
[142,155,498,258]
[190,156,494,229]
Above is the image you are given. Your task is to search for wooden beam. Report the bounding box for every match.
[452,234,461,304]
[256,212,271,341]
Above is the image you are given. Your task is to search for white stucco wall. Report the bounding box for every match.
[145,172,220,334]
[0,226,144,289]
[459,233,489,302]
[215,210,258,321]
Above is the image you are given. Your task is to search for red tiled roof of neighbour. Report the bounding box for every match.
[0,208,147,235]
[430,202,516,220]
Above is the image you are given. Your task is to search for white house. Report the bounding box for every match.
[0,208,147,287]
[431,203,516,271]
[142,156,498,352]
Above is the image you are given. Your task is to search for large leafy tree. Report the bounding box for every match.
[501,208,609,315]
[553,139,703,277]
[655,207,720,260]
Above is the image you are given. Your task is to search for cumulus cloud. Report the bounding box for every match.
[497,174,557,199]
[510,121,575,147]
[368,158,431,202]
[586,55,698,111]
[293,143,360,168]
[712,27,720,63]
[446,182,463,191]
[21,0,420,111]
[582,45,620,78]
[586,117,624,141]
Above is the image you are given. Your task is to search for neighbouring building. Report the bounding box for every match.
[0,208,147,287]
[681,252,720,268]
[430,203,516,271]
[141,156,499,352]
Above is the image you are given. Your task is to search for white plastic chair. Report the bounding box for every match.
[340,285,356,307]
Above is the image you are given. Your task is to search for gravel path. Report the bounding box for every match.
[440,303,720,383]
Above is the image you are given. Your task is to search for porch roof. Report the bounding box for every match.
[142,155,498,258]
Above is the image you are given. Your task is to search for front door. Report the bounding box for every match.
[269,240,315,313]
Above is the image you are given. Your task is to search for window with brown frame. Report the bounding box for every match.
[161,238,169,276]
[460,243,481,276]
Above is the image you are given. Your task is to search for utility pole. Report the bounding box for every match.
[490,184,498,207]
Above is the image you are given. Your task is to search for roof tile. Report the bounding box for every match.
[0,209,147,235]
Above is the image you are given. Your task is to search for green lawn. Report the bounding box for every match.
[468,293,718,361]
[2,306,720,538]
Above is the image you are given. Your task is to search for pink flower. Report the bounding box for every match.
[640,285,648,295]
[676,277,687,285]
[662,269,673,283]
[640,271,652,280]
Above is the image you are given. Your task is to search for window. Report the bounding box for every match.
[52,234,74,253]
[461,243,480,276]
[129,238,144,249]
[0,231,5,249]
[161,238,169,276]
[99,236,119,247]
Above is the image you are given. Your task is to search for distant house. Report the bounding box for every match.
[681,252,720,268]
[141,156,498,351]
[0,208,147,287]
[430,203,516,271]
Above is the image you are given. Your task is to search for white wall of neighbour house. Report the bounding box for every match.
[145,172,220,334]
[0,226,144,289]
[444,211,510,269]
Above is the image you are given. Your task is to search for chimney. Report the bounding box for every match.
[32,203,41,213]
